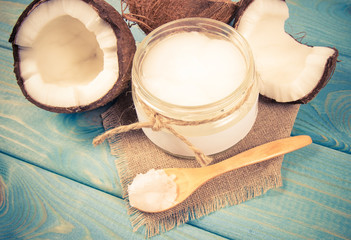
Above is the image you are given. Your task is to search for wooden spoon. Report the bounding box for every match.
[136,135,312,213]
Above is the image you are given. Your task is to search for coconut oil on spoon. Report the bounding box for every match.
[128,135,312,213]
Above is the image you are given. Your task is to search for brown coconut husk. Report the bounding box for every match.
[122,0,238,34]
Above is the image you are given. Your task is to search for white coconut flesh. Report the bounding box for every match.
[14,0,119,108]
[236,0,337,102]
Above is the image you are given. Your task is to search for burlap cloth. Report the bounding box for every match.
[101,90,300,237]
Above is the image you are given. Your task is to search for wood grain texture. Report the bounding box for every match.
[0,0,350,239]
[1,145,349,239]
[0,153,227,240]
[0,0,145,198]
[0,47,123,196]
[188,144,351,239]
[285,0,351,153]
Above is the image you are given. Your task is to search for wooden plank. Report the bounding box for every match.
[286,0,351,53]
[285,0,351,153]
[2,144,349,239]
[0,0,144,198]
[188,144,351,239]
[0,47,124,196]
[0,153,229,240]
[0,1,26,49]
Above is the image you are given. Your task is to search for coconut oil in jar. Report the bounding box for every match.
[132,18,259,158]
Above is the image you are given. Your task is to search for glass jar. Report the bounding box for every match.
[132,18,259,158]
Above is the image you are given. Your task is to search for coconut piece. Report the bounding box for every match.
[9,0,136,113]
[233,0,338,103]
[123,0,238,34]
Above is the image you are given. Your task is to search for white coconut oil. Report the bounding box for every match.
[128,169,177,212]
[132,18,259,158]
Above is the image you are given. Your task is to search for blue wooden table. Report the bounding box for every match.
[0,0,350,239]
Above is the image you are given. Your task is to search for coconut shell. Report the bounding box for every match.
[9,0,136,113]
[293,48,338,104]
[123,0,238,34]
[257,44,339,104]
[233,0,339,104]
[232,0,256,29]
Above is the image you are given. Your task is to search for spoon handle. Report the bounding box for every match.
[202,135,312,180]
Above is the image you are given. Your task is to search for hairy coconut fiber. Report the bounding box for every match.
[122,0,238,34]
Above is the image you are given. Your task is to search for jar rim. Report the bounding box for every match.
[132,17,256,118]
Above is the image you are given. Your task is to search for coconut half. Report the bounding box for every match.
[233,0,338,103]
[9,0,136,113]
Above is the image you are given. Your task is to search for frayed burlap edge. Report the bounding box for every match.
[100,92,299,238]
[127,171,282,237]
